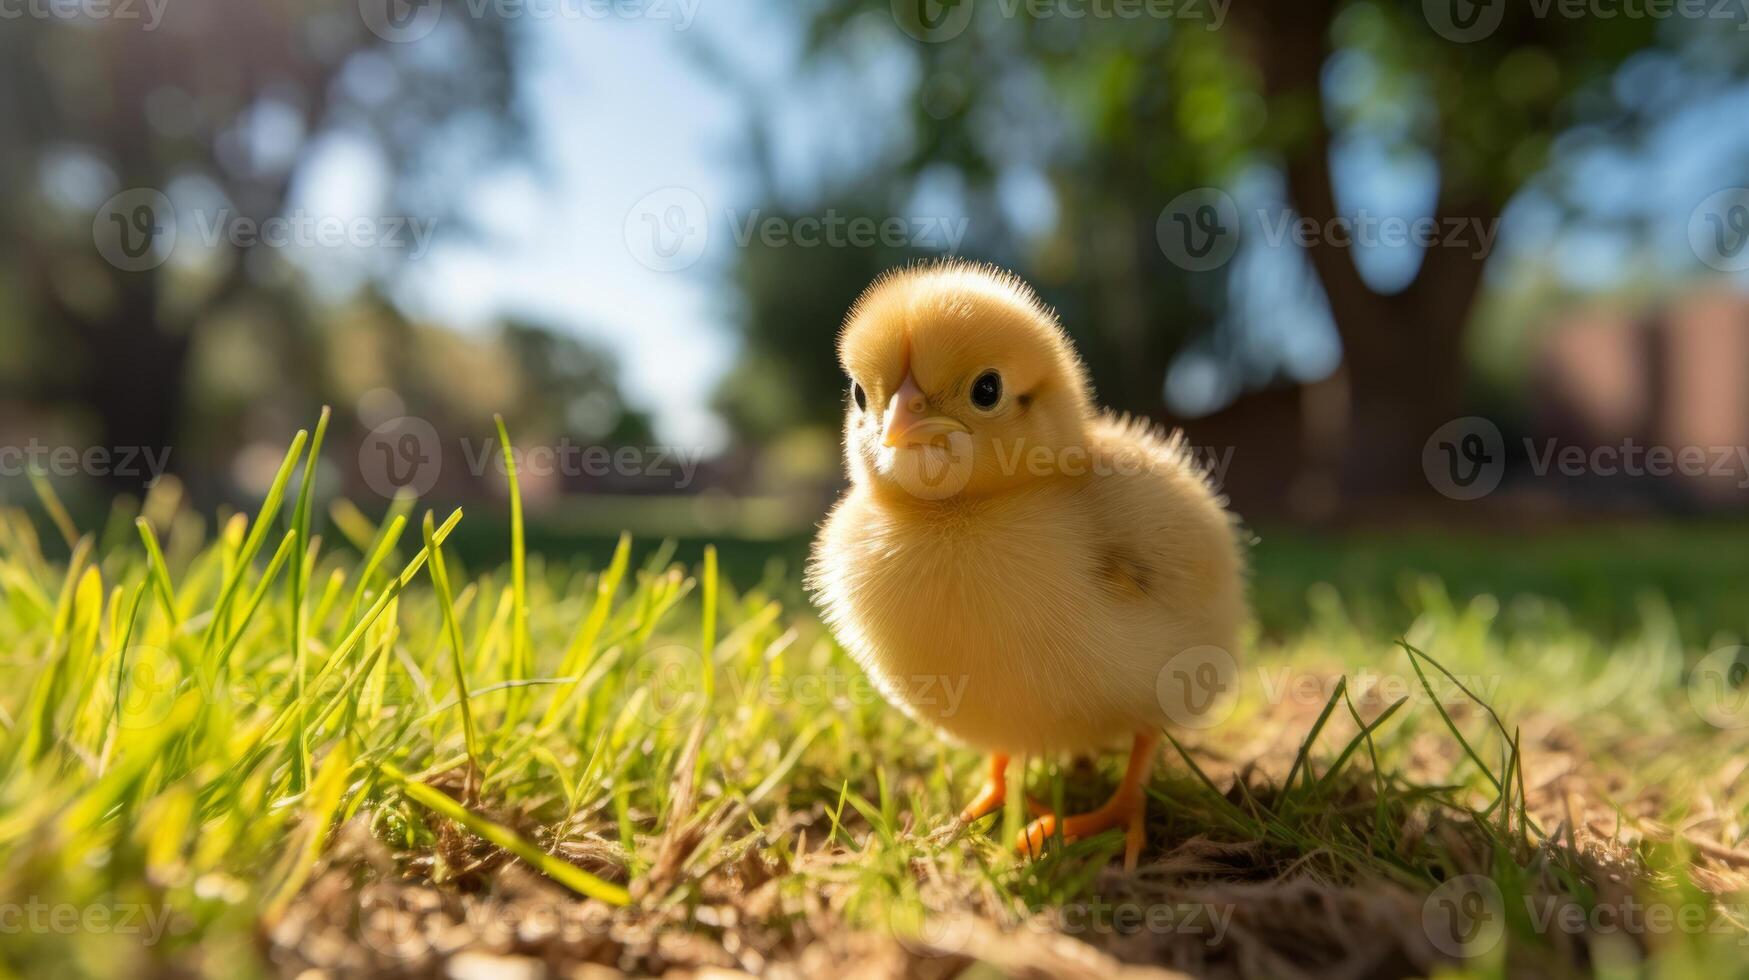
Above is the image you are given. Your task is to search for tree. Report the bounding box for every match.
[0,3,520,490]
[731,0,1743,498]
[499,320,656,447]
[1227,1,1719,493]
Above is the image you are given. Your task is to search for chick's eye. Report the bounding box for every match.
[852,383,867,412]
[970,371,1002,410]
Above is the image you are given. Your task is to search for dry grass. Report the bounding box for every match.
[263,669,1749,979]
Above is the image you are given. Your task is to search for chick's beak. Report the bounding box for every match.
[881,373,968,448]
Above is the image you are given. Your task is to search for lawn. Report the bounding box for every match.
[2,421,1747,978]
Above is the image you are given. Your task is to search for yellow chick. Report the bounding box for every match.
[809,260,1247,868]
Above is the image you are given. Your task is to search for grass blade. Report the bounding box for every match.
[424,511,480,788]
[134,518,180,629]
[1283,676,1347,795]
[26,467,78,551]
[201,429,309,656]
[289,407,331,790]
[494,415,529,720]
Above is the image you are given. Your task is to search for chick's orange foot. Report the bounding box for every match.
[1015,732,1159,872]
[1017,800,1148,870]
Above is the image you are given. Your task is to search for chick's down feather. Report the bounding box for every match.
[809,261,1247,756]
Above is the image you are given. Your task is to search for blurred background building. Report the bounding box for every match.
[3,0,1748,557]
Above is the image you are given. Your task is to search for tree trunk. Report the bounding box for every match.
[37,267,191,494]
[1333,306,1471,498]
[1239,0,1494,503]
[81,316,191,495]
[1286,141,1490,499]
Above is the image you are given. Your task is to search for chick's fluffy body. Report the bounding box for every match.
[810,262,1246,755]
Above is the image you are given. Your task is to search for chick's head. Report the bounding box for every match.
[837,262,1093,501]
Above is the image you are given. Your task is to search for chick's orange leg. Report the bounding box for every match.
[1018,732,1160,871]
[958,755,1053,823]
[958,754,1010,823]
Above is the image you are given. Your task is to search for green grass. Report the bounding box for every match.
[422,515,1749,645]
[1,421,1747,978]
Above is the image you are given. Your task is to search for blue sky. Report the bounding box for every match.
[372,7,925,451]
[391,11,764,451]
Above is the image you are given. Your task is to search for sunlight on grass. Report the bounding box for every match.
[0,416,1745,977]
